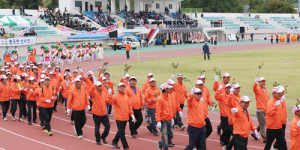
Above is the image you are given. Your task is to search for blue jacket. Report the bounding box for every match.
[203,44,209,53]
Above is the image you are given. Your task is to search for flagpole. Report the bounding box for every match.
[138,45,139,63]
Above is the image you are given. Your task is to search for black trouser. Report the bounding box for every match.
[114,45,117,51]
[271,39,273,44]
[106,103,112,114]
[53,99,57,111]
[233,134,248,150]
[27,101,37,122]
[251,37,253,41]
[93,114,110,142]
[273,124,287,149]
[1,101,10,118]
[205,118,212,138]
[72,110,86,136]
[237,38,239,42]
[204,52,210,60]
[89,97,93,111]
[126,51,130,59]
[42,107,53,131]
[264,128,287,150]
[276,38,279,43]
[220,116,231,145]
[185,125,206,150]
[226,125,236,150]
[38,107,45,127]
[129,108,143,135]
[11,99,23,118]
[175,104,184,127]
[113,120,129,149]
[21,93,27,117]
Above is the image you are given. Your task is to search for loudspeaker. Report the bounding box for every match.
[240,27,245,33]
[109,30,118,38]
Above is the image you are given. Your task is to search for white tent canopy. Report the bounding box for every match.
[0,16,32,26]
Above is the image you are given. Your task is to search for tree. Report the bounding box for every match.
[0,0,10,9]
[42,0,52,8]
[267,0,296,13]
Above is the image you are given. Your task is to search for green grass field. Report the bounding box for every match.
[95,45,300,119]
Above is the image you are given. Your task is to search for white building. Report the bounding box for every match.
[59,0,182,14]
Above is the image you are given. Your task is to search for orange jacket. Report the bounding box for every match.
[114,40,117,45]
[89,86,108,116]
[11,81,22,99]
[142,80,150,95]
[233,105,256,138]
[287,33,290,39]
[144,86,160,109]
[213,81,226,92]
[173,82,188,104]
[281,100,287,125]
[290,116,300,150]
[155,94,173,122]
[106,79,115,95]
[125,86,145,110]
[266,98,283,129]
[169,91,182,117]
[24,83,38,101]
[187,95,206,128]
[214,89,229,117]
[67,87,90,111]
[0,82,11,101]
[107,92,133,121]
[4,53,11,63]
[102,84,108,96]
[80,72,94,91]
[120,78,129,87]
[253,83,269,111]
[28,49,36,63]
[34,87,43,107]
[227,94,241,125]
[202,86,212,118]
[125,44,131,51]
[59,80,73,98]
[40,85,57,108]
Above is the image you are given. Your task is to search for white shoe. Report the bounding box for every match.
[78,135,82,139]
[3,117,7,121]
[73,126,77,135]
[19,118,23,122]
[271,145,278,150]
[109,114,113,117]
[12,116,15,121]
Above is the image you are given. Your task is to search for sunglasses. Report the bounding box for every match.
[195,93,202,95]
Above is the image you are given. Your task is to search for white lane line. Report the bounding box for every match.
[0,127,65,150]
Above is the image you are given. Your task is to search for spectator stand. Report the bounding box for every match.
[271,16,300,29]
[237,16,276,30]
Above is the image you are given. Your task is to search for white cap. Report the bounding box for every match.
[149,78,156,82]
[95,81,102,86]
[41,71,46,74]
[225,84,231,88]
[161,83,173,90]
[223,73,231,77]
[25,66,30,69]
[87,71,94,76]
[77,75,83,79]
[64,73,70,76]
[194,88,202,93]
[49,71,54,75]
[118,82,125,87]
[74,78,81,82]
[6,72,11,75]
[14,62,19,65]
[195,80,203,85]
[29,77,35,80]
[0,69,5,71]
[130,76,137,81]
[21,73,28,77]
[40,74,46,79]
[30,63,34,66]
[232,83,240,89]
[102,77,106,80]
[45,77,50,80]
[33,66,38,69]
[39,79,45,83]
[258,77,265,82]
[166,79,175,85]
[198,75,206,79]
[14,75,21,80]
[0,75,7,79]
[147,73,153,76]
[125,73,130,78]
[19,65,24,68]
[73,70,78,73]
[240,96,251,102]
[37,62,42,65]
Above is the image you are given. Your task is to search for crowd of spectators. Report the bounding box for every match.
[41,9,98,31]
[93,11,115,27]
[167,11,199,28]
[118,10,163,25]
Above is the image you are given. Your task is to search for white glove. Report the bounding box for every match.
[100,74,103,78]
[275,100,281,106]
[191,88,195,95]
[281,95,285,102]
[131,114,136,122]
[215,76,218,81]
[230,87,234,95]
[45,99,52,103]
[254,129,259,140]
[157,122,162,129]
[122,76,125,79]
[10,96,12,100]
[171,118,174,126]
[171,74,174,80]
[87,105,91,110]
[211,106,215,111]
[108,88,112,95]
[99,66,103,69]
[30,89,33,93]
[297,120,300,127]
[231,108,238,113]
[200,97,203,102]
[24,88,27,92]
[93,80,97,85]
[59,86,62,89]
[179,111,183,117]
[20,87,24,91]
[255,78,258,84]
[218,85,223,90]
[52,96,55,100]
[79,68,83,72]
[67,109,71,115]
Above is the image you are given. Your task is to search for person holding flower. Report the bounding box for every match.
[142,73,154,124]
[290,105,300,150]
[104,72,114,116]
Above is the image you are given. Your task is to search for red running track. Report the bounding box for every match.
[1,41,298,150]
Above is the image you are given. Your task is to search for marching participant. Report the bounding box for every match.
[89,81,110,145]
[81,44,86,62]
[104,72,114,116]
[4,51,11,65]
[40,45,45,62]
[264,86,287,150]
[11,49,18,63]
[101,77,109,94]
[57,47,64,66]
[40,77,57,136]
[185,88,206,150]
[67,78,90,139]
[230,96,259,150]
[76,44,82,63]
[0,75,11,121]
[142,73,154,124]
[107,83,134,150]
[120,73,130,87]
[11,75,23,121]
[90,43,95,62]
[34,79,45,129]
[84,44,90,61]
[290,105,300,150]
[125,76,144,138]
[43,49,51,66]
[144,78,160,136]
[28,47,37,66]
[58,73,73,111]
[48,71,59,112]
[24,76,38,125]
[251,77,269,143]
[21,73,29,118]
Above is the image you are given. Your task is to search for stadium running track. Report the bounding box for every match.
[1,41,299,150]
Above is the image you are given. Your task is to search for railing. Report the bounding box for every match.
[163,24,199,28]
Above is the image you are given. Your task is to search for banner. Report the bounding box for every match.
[289,29,300,33]
[0,37,36,47]
[57,21,123,34]
[19,7,44,37]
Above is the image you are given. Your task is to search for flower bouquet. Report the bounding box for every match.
[200,70,205,75]
[124,63,132,75]
[171,62,179,74]
[257,63,263,77]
